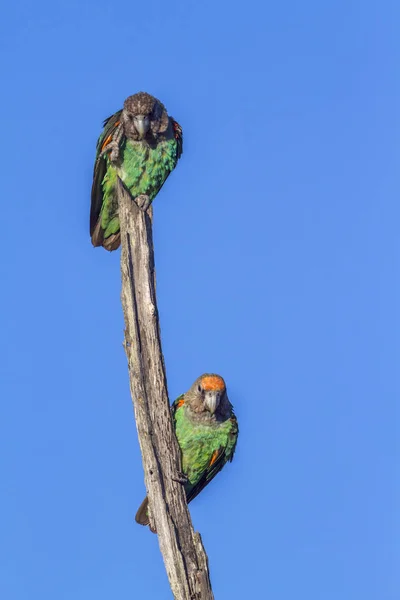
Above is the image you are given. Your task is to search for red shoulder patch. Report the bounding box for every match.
[173,121,182,139]
[210,449,220,467]
[101,134,113,152]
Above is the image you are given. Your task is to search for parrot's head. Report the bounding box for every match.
[122,92,169,141]
[185,374,232,421]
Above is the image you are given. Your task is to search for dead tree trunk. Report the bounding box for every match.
[118,180,214,600]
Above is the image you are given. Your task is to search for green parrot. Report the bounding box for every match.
[135,373,239,530]
[90,91,183,251]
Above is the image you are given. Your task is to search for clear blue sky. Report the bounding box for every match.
[0,1,398,598]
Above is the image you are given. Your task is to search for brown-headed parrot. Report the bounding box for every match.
[135,373,239,530]
[90,91,183,251]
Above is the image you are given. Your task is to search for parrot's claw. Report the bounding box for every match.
[172,471,188,485]
[135,194,151,212]
[101,141,120,163]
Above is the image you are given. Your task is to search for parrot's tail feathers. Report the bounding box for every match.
[91,220,104,247]
[135,497,150,526]
[135,497,157,534]
[103,232,121,252]
[91,220,121,251]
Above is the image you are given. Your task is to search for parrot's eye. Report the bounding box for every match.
[198,385,202,393]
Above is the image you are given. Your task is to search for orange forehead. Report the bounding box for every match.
[201,375,225,392]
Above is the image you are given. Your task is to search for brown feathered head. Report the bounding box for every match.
[121,92,169,140]
[184,374,233,422]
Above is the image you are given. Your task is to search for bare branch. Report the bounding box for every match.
[118,180,214,600]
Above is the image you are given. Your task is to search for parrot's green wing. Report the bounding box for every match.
[144,117,183,201]
[171,396,238,504]
[90,110,123,240]
[186,415,238,504]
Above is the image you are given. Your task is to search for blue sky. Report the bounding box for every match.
[0,0,398,598]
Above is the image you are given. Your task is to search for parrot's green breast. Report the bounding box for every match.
[100,138,178,239]
[174,405,235,488]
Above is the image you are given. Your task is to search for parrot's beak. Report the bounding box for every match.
[204,391,221,415]
[134,115,150,138]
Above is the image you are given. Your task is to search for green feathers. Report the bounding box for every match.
[90,92,183,251]
[173,398,238,502]
[100,138,179,239]
[120,137,179,194]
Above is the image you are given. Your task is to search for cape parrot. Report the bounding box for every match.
[135,373,239,530]
[90,91,183,251]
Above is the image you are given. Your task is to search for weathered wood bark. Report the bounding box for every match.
[118,179,214,600]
